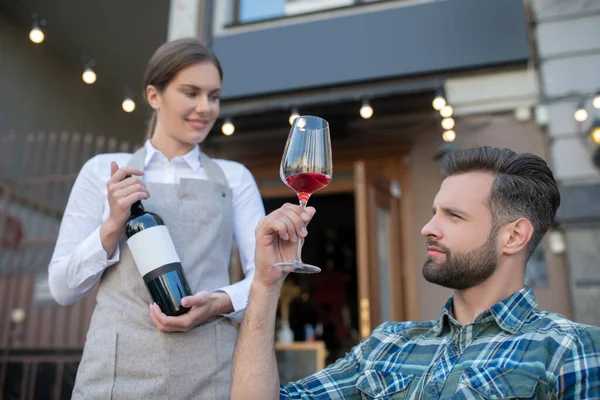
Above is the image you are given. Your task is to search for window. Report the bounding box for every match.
[235,0,387,25]
[238,0,285,24]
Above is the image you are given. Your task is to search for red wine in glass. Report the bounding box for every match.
[275,116,333,274]
[284,172,331,202]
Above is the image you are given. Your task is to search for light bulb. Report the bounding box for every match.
[441,117,455,130]
[11,308,26,325]
[29,27,44,44]
[360,103,373,119]
[574,108,588,122]
[593,94,600,110]
[289,109,299,125]
[592,128,600,144]
[440,105,453,118]
[590,120,600,144]
[442,130,456,142]
[432,96,446,111]
[122,98,135,113]
[222,120,235,136]
[82,68,96,84]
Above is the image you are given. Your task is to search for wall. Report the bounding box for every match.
[532,0,600,326]
[0,13,145,143]
[408,115,572,321]
[211,0,530,99]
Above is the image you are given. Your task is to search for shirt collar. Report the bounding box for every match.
[143,140,202,172]
[435,286,538,336]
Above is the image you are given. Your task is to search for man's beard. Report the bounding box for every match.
[422,230,498,290]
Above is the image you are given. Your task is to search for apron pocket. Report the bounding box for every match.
[214,319,238,398]
[72,330,117,400]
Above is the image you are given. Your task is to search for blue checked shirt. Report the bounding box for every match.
[280,287,600,399]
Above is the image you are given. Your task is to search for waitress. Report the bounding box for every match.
[48,38,265,399]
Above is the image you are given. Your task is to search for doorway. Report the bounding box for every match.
[263,193,360,364]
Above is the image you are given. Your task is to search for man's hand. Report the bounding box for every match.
[231,203,316,400]
[253,203,316,291]
[149,291,229,333]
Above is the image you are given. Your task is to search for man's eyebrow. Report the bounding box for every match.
[443,206,468,218]
[433,205,469,218]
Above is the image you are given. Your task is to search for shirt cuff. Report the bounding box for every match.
[68,226,121,289]
[213,278,252,323]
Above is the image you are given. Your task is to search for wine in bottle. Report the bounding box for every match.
[125,200,192,316]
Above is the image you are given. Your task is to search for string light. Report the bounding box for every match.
[440,105,453,118]
[593,91,600,110]
[360,100,373,119]
[574,102,588,122]
[441,117,455,130]
[29,15,45,44]
[82,68,96,84]
[222,118,235,136]
[122,97,135,113]
[589,119,600,144]
[432,89,446,111]
[442,130,456,142]
[289,108,299,125]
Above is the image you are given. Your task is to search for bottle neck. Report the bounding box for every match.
[130,200,145,216]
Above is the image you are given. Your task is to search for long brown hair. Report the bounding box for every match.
[143,38,223,139]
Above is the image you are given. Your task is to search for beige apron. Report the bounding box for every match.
[72,148,237,399]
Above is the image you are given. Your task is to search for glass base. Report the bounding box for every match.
[273,262,321,274]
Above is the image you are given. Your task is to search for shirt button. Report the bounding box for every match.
[428,385,438,394]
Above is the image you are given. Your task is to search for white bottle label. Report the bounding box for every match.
[126,225,181,277]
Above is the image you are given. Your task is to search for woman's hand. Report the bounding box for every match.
[100,162,149,256]
[149,291,232,333]
[105,161,149,227]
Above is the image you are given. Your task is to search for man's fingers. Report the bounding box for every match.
[256,204,317,244]
[304,206,316,222]
[277,207,309,240]
[268,217,292,241]
[281,203,316,224]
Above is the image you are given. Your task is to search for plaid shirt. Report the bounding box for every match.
[280,287,600,399]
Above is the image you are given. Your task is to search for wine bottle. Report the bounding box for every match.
[125,199,192,316]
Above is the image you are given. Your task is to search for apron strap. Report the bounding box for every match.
[199,152,229,187]
[126,146,146,171]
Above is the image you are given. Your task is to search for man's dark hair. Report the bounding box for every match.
[441,147,561,258]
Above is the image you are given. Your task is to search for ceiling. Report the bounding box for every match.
[0,0,441,153]
[0,0,170,117]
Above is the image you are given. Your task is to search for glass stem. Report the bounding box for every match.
[294,199,308,263]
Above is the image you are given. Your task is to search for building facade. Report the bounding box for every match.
[530,0,600,327]
[2,0,594,396]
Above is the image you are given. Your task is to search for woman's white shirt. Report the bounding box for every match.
[48,140,265,323]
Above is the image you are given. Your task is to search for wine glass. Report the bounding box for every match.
[274,115,332,274]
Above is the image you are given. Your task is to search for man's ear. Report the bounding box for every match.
[501,218,534,256]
